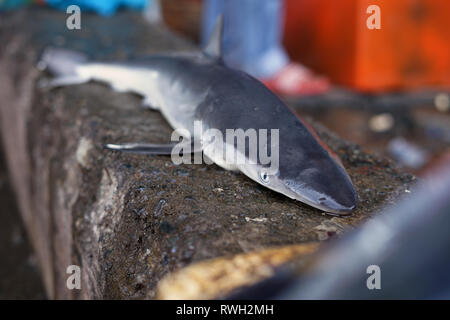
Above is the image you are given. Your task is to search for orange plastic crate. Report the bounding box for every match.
[283,0,450,92]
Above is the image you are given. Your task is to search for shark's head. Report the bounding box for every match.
[281,155,357,215]
[242,157,357,215]
[238,132,358,215]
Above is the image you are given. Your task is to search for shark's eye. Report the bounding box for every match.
[259,170,270,184]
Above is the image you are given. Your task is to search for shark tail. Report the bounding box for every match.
[37,47,91,88]
[37,47,89,77]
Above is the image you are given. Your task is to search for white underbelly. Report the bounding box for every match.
[78,62,203,139]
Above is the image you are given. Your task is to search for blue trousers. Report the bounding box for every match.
[202,0,289,78]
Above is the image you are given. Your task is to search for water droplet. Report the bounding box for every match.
[153,198,167,216]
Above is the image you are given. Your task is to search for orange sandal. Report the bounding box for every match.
[261,63,330,97]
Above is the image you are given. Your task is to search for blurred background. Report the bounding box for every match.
[0,0,449,299]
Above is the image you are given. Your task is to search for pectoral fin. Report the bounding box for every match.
[105,143,175,155]
[105,141,202,155]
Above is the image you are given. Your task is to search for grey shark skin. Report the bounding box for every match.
[39,17,357,215]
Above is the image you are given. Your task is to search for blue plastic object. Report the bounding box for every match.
[46,0,147,16]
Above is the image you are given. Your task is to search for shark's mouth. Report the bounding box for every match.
[282,180,356,215]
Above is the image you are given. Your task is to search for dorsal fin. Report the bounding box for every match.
[203,15,223,59]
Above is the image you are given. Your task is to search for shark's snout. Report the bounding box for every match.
[315,192,358,215]
[282,162,358,215]
[284,182,357,215]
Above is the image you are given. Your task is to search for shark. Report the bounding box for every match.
[38,16,357,215]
